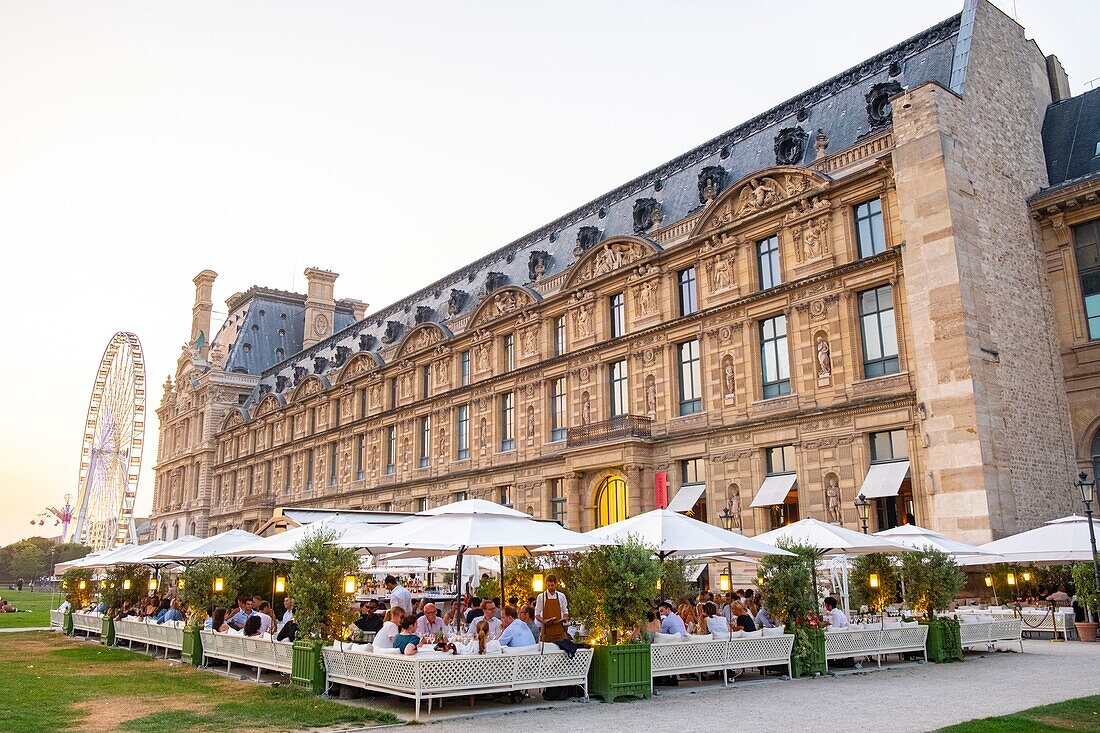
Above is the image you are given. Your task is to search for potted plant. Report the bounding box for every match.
[901,548,965,662]
[61,568,93,635]
[562,539,663,702]
[288,528,359,694]
[1070,561,1098,642]
[179,557,243,665]
[851,553,899,614]
[758,541,825,678]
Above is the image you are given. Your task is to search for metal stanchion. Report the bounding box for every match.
[1051,600,1063,643]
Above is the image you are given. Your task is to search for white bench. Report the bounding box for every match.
[959,618,1024,652]
[321,644,594,720]
[199,630,294,680]
[957,608,1075,639]
[114,617,185,658]
[650,634,795,685]
[72,611,103,637]
[824,625,928,669]
[50,610,64,628]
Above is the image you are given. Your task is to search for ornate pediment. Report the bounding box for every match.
[291,374,330,403]
[468,285,541,329]
[563,235,660,291]
[394,322,453,359]
[691,166,831,237]
[336,351,383,384]
[222,408,247,431]
[254,393,286,417]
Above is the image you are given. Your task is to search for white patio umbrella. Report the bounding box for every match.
[54,550,109,574]
[114,537,200,567]
[147,529,260,564]
[875,524,998,557]
[223,515,386,562]
[957,515,1100,566]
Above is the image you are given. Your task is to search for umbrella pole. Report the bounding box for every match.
[498,547,505,605]
[455,547,465,634]
[841,556,851,618]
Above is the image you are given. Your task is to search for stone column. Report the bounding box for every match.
[625,464,643,518]
[566,471,584,531]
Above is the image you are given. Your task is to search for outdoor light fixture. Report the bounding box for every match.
[532,573,544,593]
[123,579,131,590]
[719,572,731,592]
[344,575,357,594]
[719,506,734,531]
[1022,571,1032,582]
[869,573,880,589]
[177,578,185,590]
[984,574,993,587]
[1006,572,1016,586]
[78,580,86,590]
[656,577,662,592]
[1072,471,1100,610]
[213,577,224,593]
[148,578,158,591]
[854,494,871,534]
[275,576,286,594]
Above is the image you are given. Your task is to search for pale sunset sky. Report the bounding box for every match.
[0,0,1094,546]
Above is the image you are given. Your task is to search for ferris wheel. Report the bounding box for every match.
[67,332,146,551]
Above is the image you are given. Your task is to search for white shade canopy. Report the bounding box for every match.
[958,515,1100,566]
[754,517,910,556]
[108,540,180,566]
[666,483,707,512]
[54,550,110,574]
[333,499,605,556]
[859,460,911,499]
[137,535,202,565]
[69,541,170,569]
[222,515,395,562]
[574,509,795,560]
[874,524,996,557]
[750,473,797,508]
[148,529,260,562]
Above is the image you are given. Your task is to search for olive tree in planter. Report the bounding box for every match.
[288,528,359,694]
[851,553,899,613]
[1070,560,1098,642]
[901,548,965,662]
[179,558,244,665]
[102,566,150,610]
[561,539,662,702]
[758,541,825,678]
[61,568,94,635]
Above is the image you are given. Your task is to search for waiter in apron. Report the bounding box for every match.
[534,574,569,644]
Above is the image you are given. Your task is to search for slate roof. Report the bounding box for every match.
[247,12,963,406]
[1039,87,1100,192]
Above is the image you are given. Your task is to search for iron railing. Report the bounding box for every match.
[566,414,654,448]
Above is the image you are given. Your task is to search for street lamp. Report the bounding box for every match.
[855,494,871,534]
[719,506,735,594]
[1073,471,1100,613]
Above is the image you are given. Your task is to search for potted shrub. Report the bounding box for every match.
[1070,561,1098,642]
[179,558,243,665]
[100,565,149,645]
[758,541,825,678]
[562,539,663,702]
[288,528,359,694]
[851,553,899,614]
[61,568,93,635]
[901,548,965,662]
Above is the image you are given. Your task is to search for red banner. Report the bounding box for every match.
[655,471,668,509]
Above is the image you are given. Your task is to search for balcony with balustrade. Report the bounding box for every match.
[566,415,654,448]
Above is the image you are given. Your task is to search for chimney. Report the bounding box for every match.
[191,270,217,355]
[1045,55,1071,103]
[344,299,369,322]
[303,267,338,349]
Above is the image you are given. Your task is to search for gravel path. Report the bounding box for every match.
[410,641,1100,733]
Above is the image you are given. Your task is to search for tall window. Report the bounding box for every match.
[453,491,468,503]
[500,392,515,451]
[609,359,629,417]
[264,460,271,493]
[358,388,367,418]
[870,429,912,531]
[595,476,628,527]
[230,471,237,503]
[389,377,399,409]
[356,435,365,480]
[678,267,698,316]
[416,497,428,513]
[610,292,625,338]
[419,415,431,468]
[760,314,791,398]
[550,478,567,526]
[456,404,470,460]
[855,198,886,258]
[757,235,781,290]
[460,350,471,386]
[1073,220,1100,339]
[678,339,702,415]
[681,458,705,484]
[554,316,566,356]
[332,400,340,429]
[502,334,514,371]
[194,465,201,499]
[305,448,314,489]
[328,442,337,485]
[283,456,291,494]
[385,426,396,474]
[309,407,317,434]
[247,467,254,495]
[860,285,900,377]
[550,377,567,441]
[870,430,909,462]
[766,444,796,474]
[422,364,431,399]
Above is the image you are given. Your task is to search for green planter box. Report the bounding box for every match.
[791,627,826,678]
[291,639,326,695]
[588,643,651,703]
[62,610,73,636]
[924,617,964,663]
[181,627,203,666]
[100,616,115,646]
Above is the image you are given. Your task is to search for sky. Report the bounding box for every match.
[0,0,1095,548]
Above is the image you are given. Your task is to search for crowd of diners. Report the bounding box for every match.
[206,595,295,640]
[57,594,189,624]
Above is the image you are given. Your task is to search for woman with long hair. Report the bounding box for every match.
[211,607,228,632]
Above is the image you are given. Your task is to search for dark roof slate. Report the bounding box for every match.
[1042,87,1100,189]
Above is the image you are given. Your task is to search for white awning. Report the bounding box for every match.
[858,460,911,499]
[667,483,707,512]
[750,473,797,508]
[687,563,707,580]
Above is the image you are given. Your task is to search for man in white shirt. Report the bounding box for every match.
[385,575,413,613]
[480,599,502,637]
[534,576,570,643]
[415,602,445,638]
[822,596,849,629]
[280,597,294,628]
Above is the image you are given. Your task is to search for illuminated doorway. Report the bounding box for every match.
[595,476,628,527]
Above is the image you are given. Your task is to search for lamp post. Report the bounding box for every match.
[720,507,735,593]
[1073,471,1100,613]
[855,494,871,535]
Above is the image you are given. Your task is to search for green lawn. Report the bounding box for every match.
[0,589,61,629]
[0,632,399,732]
[939,695,1100,732]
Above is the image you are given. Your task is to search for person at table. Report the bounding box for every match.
[393,614,422,654]
[384,575,413,614]
[442,600,461,626]
[353,600,383,635]
[415,602,445,639]
[701,601,732,636]
[209,607,229,632]
[730,602,756,632]
[519,605,540,640]
[657,601,686,636]
[227,596,254,630]
[480,599,502,637]
[374,607,405,650]
[822,596,849,629]
[498,605,536,647]
[158,599,185,624]
[534,574,569,644]
[280,597,294,628]
[464,596,484,625]
[243,614,263,638]
[1047,585,1071,605]
[754,594,778,629]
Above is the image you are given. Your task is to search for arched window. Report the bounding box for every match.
[159,525,167,541]
[172,523,180,540]
[1091,430,1100,482]
[595,476,628,528]
[189,521,196,536]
